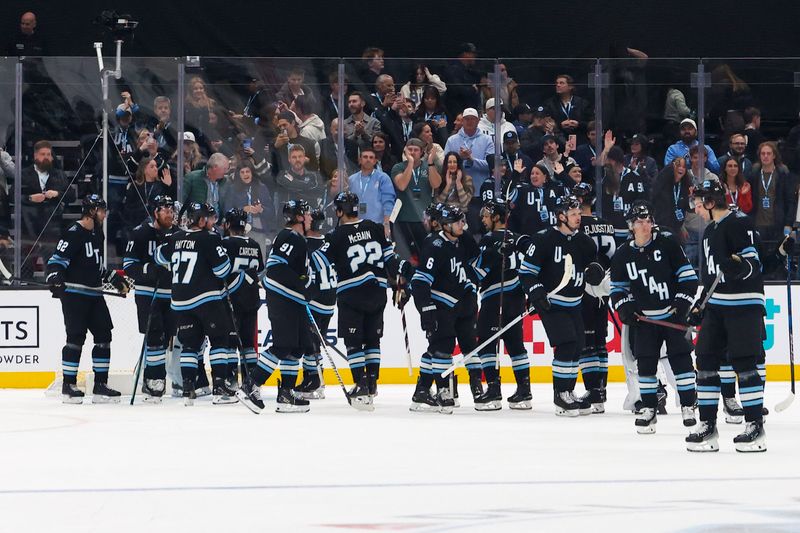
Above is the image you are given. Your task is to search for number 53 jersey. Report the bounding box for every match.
[155,228,232,311]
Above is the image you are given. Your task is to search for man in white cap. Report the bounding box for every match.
[478,98,516,142]
[664,118,720,173]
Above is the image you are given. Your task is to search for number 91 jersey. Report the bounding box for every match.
[155,228,232,311]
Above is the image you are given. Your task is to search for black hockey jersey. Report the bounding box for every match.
[46,222,109,296]
[519,227,597,308]
[155,228,232,311]
[580,214,617,269]
[480,176,515,205]
[123,223,174,300]
[315,219,398,303]
[610,232,698,319]
[471,230,528,302]
[306,235,337,316]
[223,235,264,312]
[701,211,764,309]
[263,228,310,305]
[509,180,566,236]
[411,231,475,310]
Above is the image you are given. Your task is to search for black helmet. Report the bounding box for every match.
[282,199,311,224]
[334,191,360,217]
[553,194,581,215]
[81,194,107,215]
[152,195,175,213]
[224,207,248,230]
[310,208,325,231]
[625,200,655,223]
[186,202,210,226]
[482,197,509,220]
[693,178,726,208]
[425,202,445,223]
[439,204,465,225]
[571,182,595,205]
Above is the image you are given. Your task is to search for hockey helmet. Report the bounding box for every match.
[282,199,311,223]
[152,195,175,213]
[553,194,581,216]
[439,204,465,225]
[693,179,726,208]
[224,207,248,230]
[425,202,445,223]
[186,202,211,226]
[625,200,655,223]
[310,208,325,231]
[482,197,509,220]
[571,182,595,205]
[334,191,360,217]
[81,194,107,215]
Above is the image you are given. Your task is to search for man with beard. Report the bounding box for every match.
[664,118,720,174]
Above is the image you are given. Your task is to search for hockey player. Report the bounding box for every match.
[295,208,336,400]
[610,201,699,434]
[47,194,129,404]
[312,192,400,408]
[470,198,531,410]
[410,205,477,413]
[685,180,766,452]
[237,200,313,414]
[123,195,176,402]
[519,194,601,415]
[574,182,616,412]
[222,208,264,387]
[155,202,235,406]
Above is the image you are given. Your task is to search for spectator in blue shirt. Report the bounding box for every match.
[664,118,720,174]
[347,148,396,237]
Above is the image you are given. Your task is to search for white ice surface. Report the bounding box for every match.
[1,383,799,533]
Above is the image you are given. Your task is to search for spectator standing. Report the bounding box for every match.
[391,138,442,261]
[435,152,474,210]
[544,74,592,142]
[663,84,692,143]
[292,94,326,145]
[372,132,398,175]
[148,96,178,154]
[512,104,534,136]
[6,12,46,56]
[184,76,217,154]
[371,75,406,159]
[181,152,230,215]
[743,107,766,162]
[663,118,720,174]
[272,144,322,209]
[400,64,447,109]
[358,47,385,94]
[477,98,516,143]
[409,122,445,170]
[347,149,396,235]
[749,141,797,249]
[270,111,320,175]
[651,157,692,238]
[443,42,482,119]
[717,132,753,177]
[412,86,449,145]
[320,71,350,127]
[275,68,316,107]
[121,157,174,234]
[520,106,553,162]
[572,120,598,177]
[319,118,359,179]
[498,131,533,184]
[720,157,753,214]
[342,92,382,152]
[537,134,577,182]
[223,162,275,249]
[625,134,658,186]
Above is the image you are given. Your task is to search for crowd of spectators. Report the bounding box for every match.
[2,11,800,280]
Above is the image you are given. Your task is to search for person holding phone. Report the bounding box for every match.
[222,161,275,249]
[537,134,577,183]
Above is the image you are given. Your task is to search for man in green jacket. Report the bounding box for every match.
[182,153,230,214]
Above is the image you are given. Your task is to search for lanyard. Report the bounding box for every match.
[330,94,338,115]
[358,170,375,197]
[589,146,596,157]
[761,170,773,194]
[673,183,681,207]
[403,121,413,140]
[411,165,422,188]
[729,186,738,204]
[561,98,572,118]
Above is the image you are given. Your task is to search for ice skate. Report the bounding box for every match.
[508,373,532,410]
[474,380,502,411]
[194,386,212,398]
[734,421,767,453]
[686,421,720,452]
[142,379,165,404]
[681,405,697,427]
[468,372,484,401]
[349,378,375,412]
[723,397,744,424]
[62,382,84,404]
[570,391,592,416]
[656,382,668,415]
[410,387,441,413]
[294,371,325,400]
[236,377,264,414]
[92,381,121,404]
[170,382,183,398]
[579,389,605,414]
[635,407,657,434]
[436,387,455,415]
[212,378,239,405]
[275,380,310,413]
[554,391,580,417]
[183,378,197,407]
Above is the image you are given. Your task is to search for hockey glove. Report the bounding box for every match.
[393,284,411,310]
[583,262,605,286]
[47,272,65,298]
[672,298,692,322]
[398,259,415,281]
[527,287,551,314]
[616,302,638,326]
[420,305,438,338]
[104,269,131,294]
[686,305,704,327]
[719,255,748,281]
[780,235,796,257]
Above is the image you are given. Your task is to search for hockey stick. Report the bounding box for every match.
[0,269,127,298]
[388,199,413,377]
[443,254,574,377]
[494,179,515,371]
[635,315,689,332]
[303,305,352,406]
[223,287,251,383]
[682,269,723,341]
[605,298,622,336]
[776,255,795,412]
[130,281,160,405]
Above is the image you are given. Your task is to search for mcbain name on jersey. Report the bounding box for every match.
[347,230,372,244]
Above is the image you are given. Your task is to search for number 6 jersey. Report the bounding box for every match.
[155,228,232,311]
